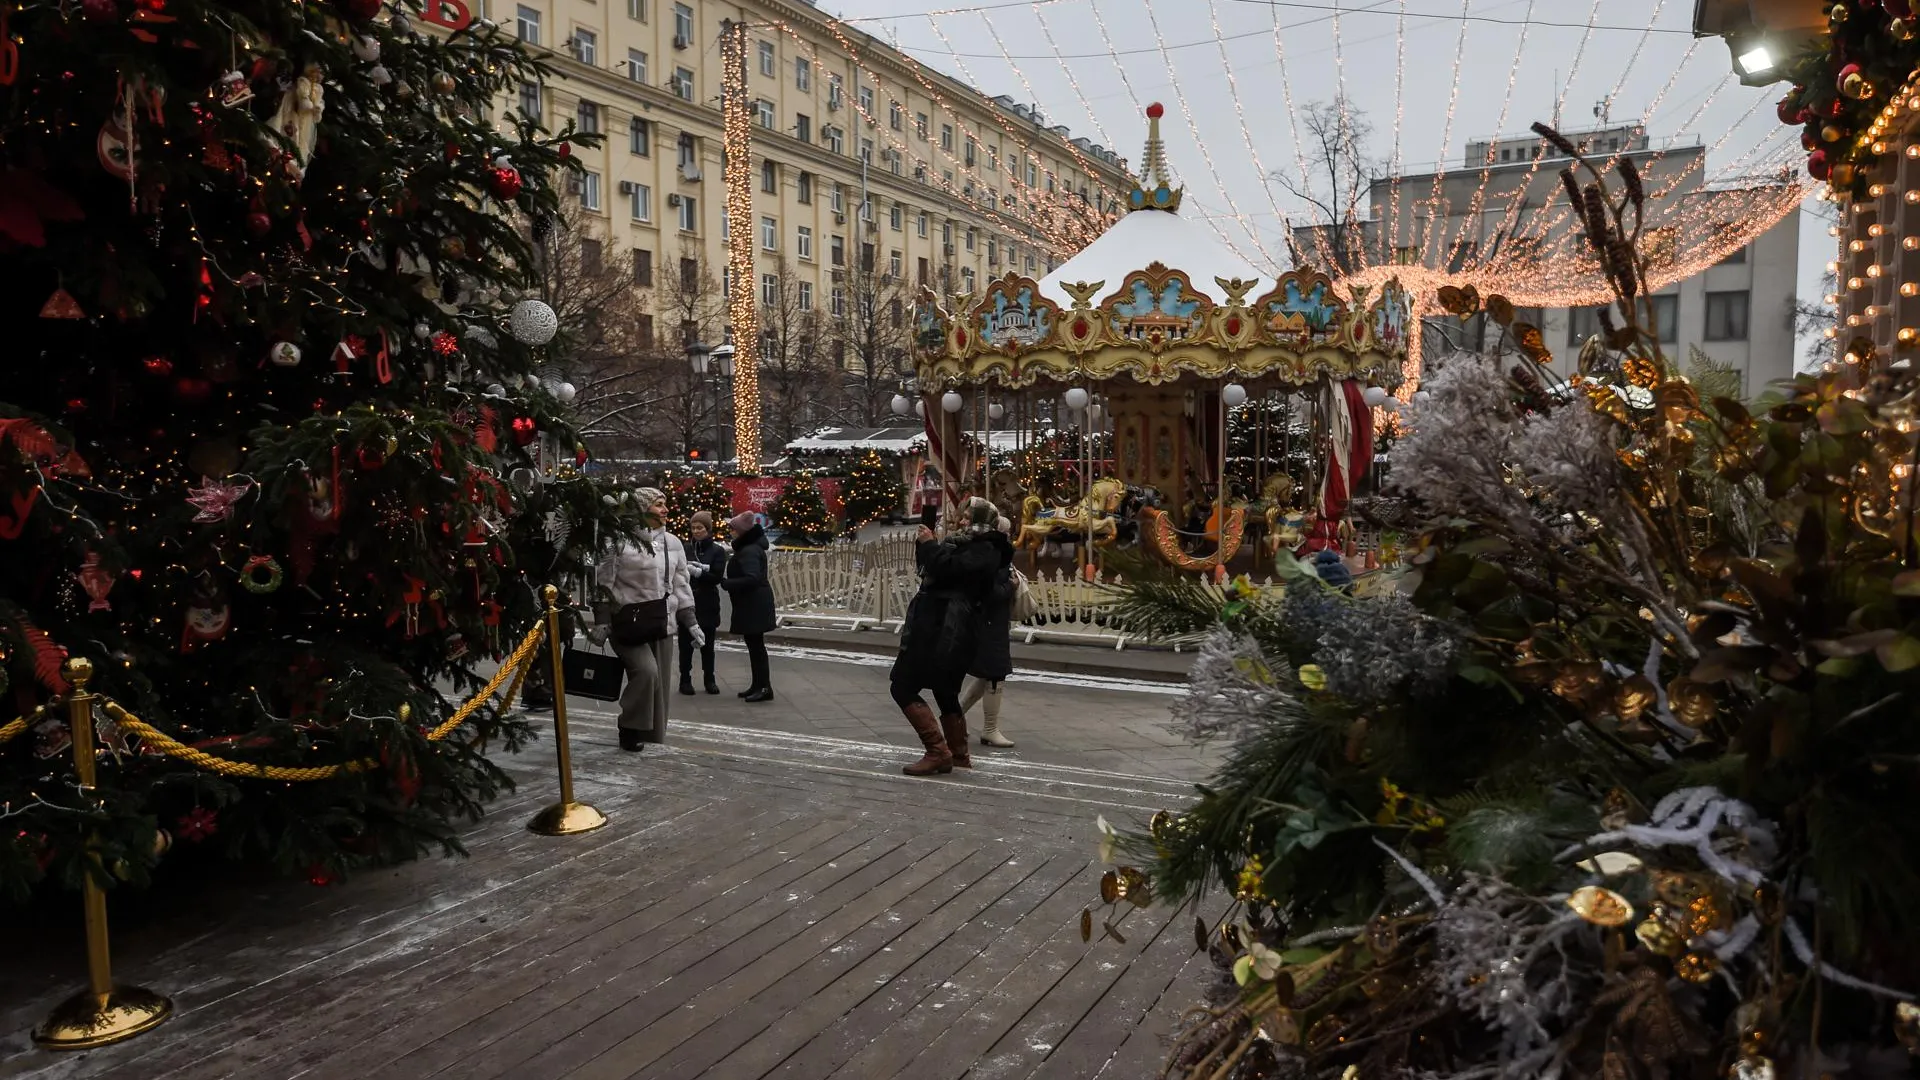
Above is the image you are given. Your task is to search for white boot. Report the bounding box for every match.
[978,681,1014,747]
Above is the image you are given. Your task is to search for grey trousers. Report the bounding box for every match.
[615,638,673,742]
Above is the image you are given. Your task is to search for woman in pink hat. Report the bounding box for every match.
[720,511,777,701]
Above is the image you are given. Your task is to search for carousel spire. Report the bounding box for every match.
[1127,102,1184,213]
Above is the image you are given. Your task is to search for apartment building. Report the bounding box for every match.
[495,0,1130,367]
[1294,124,1801,395]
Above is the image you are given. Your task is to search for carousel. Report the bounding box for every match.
[911,104,1413,575]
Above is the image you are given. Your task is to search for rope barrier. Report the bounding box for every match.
[70,620,551,783]
[0,702,49,746]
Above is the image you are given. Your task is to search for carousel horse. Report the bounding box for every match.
[1260,474,1309,556]
[1017,476,1128,550]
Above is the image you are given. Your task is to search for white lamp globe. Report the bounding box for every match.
[988,402,1005,421]
[914,400,925,418]
[890,393,911,416]
[940,390,964,413]
[1222,383,1248,407]
[1063,387,1090,410]
[1362,385,1390,407]
[1084,403,1104,425]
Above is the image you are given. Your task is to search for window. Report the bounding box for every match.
[889,249,902,277]
[913,164,926,184]
[860,243,874,272]
[796,225,813,260]
[965,228,975,252]
[626,0,645,21]
[916,211,928,237]
[965,136,976,167]
[987,146,998,171]
[760,273,778,306]
[672,66,694,101]
[677,195,697,232]
[629,116,650,156]
[517,81,542,121]
[860,138,873,164]
[985,192,997,212]
[576,100,600,135]
[628,182,651,221]
[680,318,697,346]
[1025,159,1037,186]
[798,281,813,310]
[831,287,846,316]
[1393,246,1418,265]
[760,159,777,194]
[830,183,843,214]
[915,112,928,139]
[858,85,874,115]
[830,235,844,266]
[626,49,647,83]
[940,123,953,152]
[824,126,844,154]
[1567,305,1603,346]
[677,131,696,169]
[673,2,692,45]
[757,39,774,76]
[581,238,602,274]
[827,74,843,109]
[1704,291,1749,341]
[1044,174,1053,193]
[889,102,902,130]
[795,57,811,91]
[917,256,929,284]
[889,298,903,328]
[794,114,811,143]
[760,216,777,251]
[1649,294,1679,343]
[755,99,775,128]
[516,4,540,44]
[638,313,654,348]
[797,171,812,203]
[632,249,653,285]
[1718,234,1748,264]
[570,28,596,65]
[681,257,698,291]
[759,330,778,364]
[942,222,953,246]
[986,237,997,264]
[579,170,601,211]
[960,266,974,292]
[889,205,902,231]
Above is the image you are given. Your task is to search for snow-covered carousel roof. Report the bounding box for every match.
[1037,205,1265,307]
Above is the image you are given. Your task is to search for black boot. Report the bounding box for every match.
[704,674,720,694]
[678,675,696,696]
[744,687,775,703]
[618,728,646,752]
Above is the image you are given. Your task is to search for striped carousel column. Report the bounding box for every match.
[922,391,969,523]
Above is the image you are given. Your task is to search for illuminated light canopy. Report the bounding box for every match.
[720,21,762,474]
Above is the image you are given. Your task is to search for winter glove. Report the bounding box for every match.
[686,626,705,648]
[688,563,706,578]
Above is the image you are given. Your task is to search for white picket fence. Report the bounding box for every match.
[765,539,1394,649]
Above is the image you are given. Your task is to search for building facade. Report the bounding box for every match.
[1295,124,1801,396]
[495,0,1130,360]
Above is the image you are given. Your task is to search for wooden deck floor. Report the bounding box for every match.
[0,709,1214,1080]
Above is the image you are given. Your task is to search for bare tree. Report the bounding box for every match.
[1273,98,1377,275]
[757,255,831,448]
[829,238,916,426]
[639,239,725,459]
[531,206,661,456]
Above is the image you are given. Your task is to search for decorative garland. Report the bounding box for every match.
[1138,505,1246,571]
[1775,2,1920,193]
[240,555,284,594]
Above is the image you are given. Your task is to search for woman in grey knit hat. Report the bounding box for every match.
[590,486,698,751]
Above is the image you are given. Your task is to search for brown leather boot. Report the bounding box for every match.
[940,713,972,768]
[901,702,953,777]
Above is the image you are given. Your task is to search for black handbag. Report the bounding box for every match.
[561,644,624,701]
[609,541,673,646]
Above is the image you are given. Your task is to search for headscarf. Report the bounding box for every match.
[966,496,996,533]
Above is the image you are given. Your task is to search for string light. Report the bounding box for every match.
[720,23,761,474]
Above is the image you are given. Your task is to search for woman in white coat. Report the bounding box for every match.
[591,487,700,752]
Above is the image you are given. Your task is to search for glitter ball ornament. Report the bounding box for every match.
[509,298,559,345]
[413,321,432,341]
[486,164,523,201]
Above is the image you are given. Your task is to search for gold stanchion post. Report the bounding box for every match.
[527,585,608,836]
[33,658,173,1050]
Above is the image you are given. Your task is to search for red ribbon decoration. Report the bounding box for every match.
[373,327,393,384]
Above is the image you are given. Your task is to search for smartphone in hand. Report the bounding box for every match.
[920,504,939,531]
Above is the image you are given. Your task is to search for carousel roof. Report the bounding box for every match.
[1037,208,1265,307]
[786,427,1020,454]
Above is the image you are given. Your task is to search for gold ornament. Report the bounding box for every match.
[440,235,466,259]
[1829,3,1849,23]
[1635,914,1684,956]
[1666,677,1717,728]
[1841,71,1871,99]
[1600,788,1635,830]
[1894,1001,1920,1053]
[1567,885,1635,927]
[1894,18,1916,42]
[431,71,457,95]
[1832,161,1859,188]
[1613,676,1656,723]
[1297,663,1327,691]
[1822,123,1845,143]
[1551,661,1605,703]
[1674,950,1717,984]
[1235,856,1268,903]
[1099,869,1122,904]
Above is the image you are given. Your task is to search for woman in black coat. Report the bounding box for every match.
[678,511,730,695]
[891,498,1009,777]
[720,512,777,701]
[958,515,1017,749]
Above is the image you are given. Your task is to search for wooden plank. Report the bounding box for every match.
[1088,947,1212,1080]
[476,833,956,1080]
[564,840,995,1080]
[134,802,804,1080]
[672,850,1057,1080]
[811,856,1097,1080]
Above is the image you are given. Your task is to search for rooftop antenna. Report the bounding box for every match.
[1594,97,1611,123]
[1552,70,1560,128]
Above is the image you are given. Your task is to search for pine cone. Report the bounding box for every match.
[1619,158,1645,209]
[1533,121,1581,158]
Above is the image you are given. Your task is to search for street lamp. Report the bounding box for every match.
[710,343,736,464]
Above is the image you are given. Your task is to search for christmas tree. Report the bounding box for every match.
[0,0,634,898]
[838,452,904,529]
[662,468,734,536]
[768,472,834,546]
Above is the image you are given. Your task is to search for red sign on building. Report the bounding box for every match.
[721,477,843,519]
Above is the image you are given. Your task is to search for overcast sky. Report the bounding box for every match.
[816,0,1829,356]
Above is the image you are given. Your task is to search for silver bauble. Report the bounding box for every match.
[508,299,559,346]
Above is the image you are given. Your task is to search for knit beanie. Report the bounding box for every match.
[729,510,758,534]
[690,510,714,530]
[966,496,996,532]
[634,486,666,513]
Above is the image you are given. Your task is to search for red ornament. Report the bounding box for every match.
[430,331,460,358]
[1777,95,1802,125]
[1837,62,1861,93]
[486,164,523,201]
[1145,102,1164,119]
[556,142,571,159]
[141,355,173,376]
[308,864,336,887]
[1808,148,1831,181]
[64,397,87,413]
[575,445,589,466]
[357,444,387,470]
[510,416,537,446]
[1827,97,1847,118]
[246,212,271,237]
[176,807,217,842]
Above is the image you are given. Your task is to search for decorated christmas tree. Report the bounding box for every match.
[838,452,904,529]
[1096,136,1920,1078]
[662,468,734,536]
[768,472,834,546]
[0,0,633,898]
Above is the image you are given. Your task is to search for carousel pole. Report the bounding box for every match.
[1216,380,1228,577]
